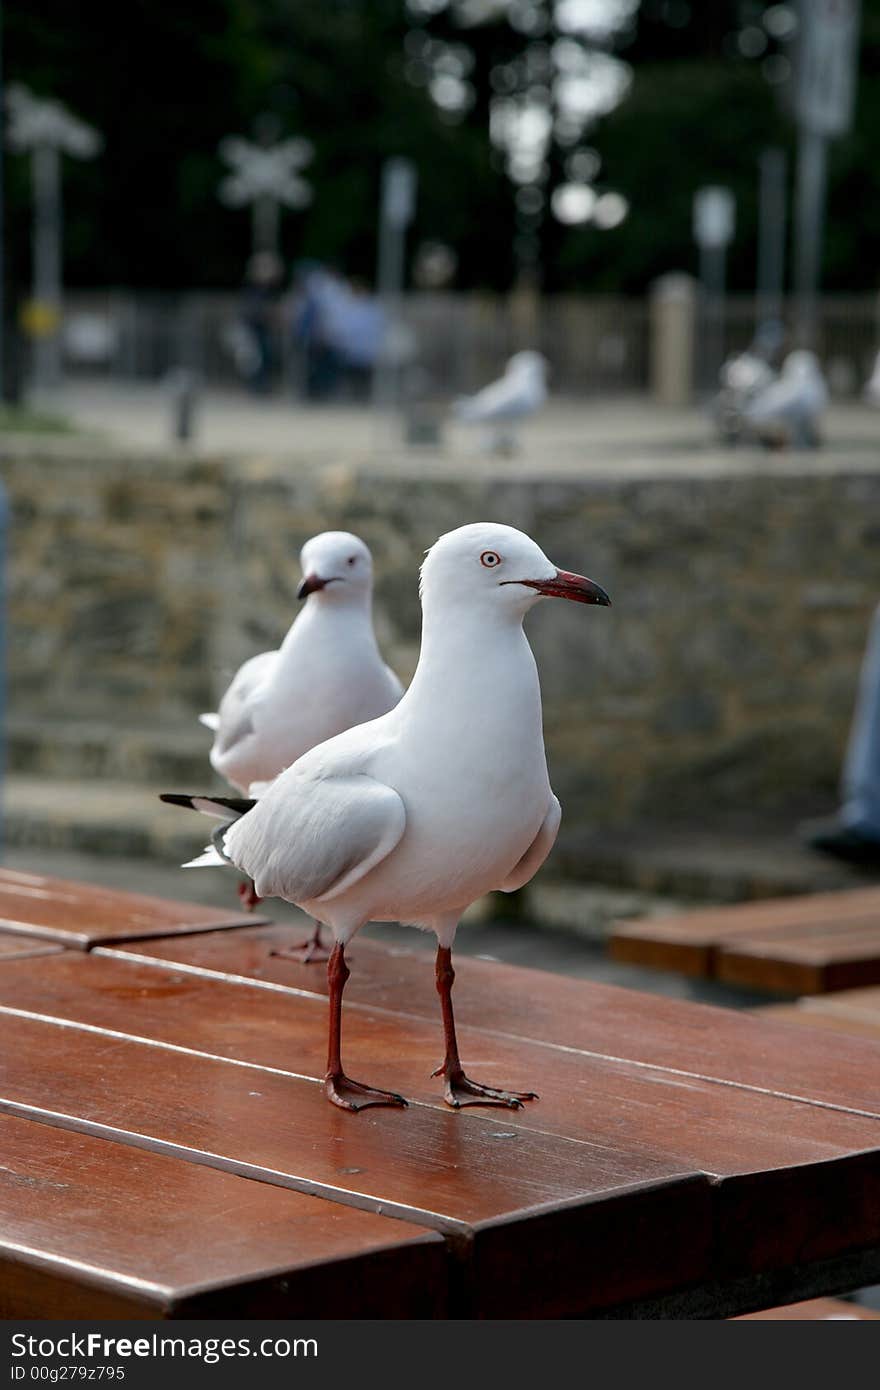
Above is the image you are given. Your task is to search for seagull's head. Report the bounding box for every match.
[420,522,610,621]
[297,531,373,603]
[506,350,548,382]
[782,350,822,381]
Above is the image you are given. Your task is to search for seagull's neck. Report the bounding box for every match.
[282,590,376,651]
[403,603,541,725]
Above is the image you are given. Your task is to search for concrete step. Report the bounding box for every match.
[8,716,213,786]
[1,775,688,942]
[4,774,210,864]
[556,822,880,901]
[9,769,871,913]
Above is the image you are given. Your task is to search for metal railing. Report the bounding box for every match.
[46,288,880,397]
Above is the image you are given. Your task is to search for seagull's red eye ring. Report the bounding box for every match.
[480,551,501,568]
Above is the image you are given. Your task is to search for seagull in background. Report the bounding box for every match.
[714,349,777,445]
[864,350,880,407]
[454,351,548,454]
[744,349,828,450]
[199,530,403,958]
[163,522,611,1112]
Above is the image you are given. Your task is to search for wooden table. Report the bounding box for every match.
[3,871,880,1319]
[610,885,880,994]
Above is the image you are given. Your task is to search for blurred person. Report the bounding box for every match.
[802,604,880,863]
[290,262,346,401]
[335,278,386,400]
[240,250,284,395]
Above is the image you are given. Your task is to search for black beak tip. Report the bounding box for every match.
[297,575,324,600]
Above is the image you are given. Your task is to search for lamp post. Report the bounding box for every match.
[218,132,313,257]
[373,156,417,418]
[756,147,787,336]
[693,185,735,392]
[6,84,102,389]
[792,0,861,348]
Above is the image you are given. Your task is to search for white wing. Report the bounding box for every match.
[455,373,532,423]
[498,796,561,893]
[223,765,405,905]
[212,650,279,756]
[384,664,405,702]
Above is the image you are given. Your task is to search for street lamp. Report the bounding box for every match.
[6,84,102,389]
[693,185,736,391]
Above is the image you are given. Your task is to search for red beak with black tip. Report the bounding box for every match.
[297,573,328,600]
[518,570,612,606]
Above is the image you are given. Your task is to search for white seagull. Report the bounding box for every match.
[163,523,611,1112]
[199,530,403,955]
[454,351,548,454]
[744,349,828,450]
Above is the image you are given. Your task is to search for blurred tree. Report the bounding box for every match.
[3,0,878,293]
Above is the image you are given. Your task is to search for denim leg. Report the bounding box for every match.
[840,602,880,836]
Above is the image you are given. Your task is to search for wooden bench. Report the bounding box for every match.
[4,872,880,1317]
[610,885,880,994]
[735,1298,880,1320]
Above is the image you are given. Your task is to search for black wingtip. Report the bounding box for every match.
[159,792,257,815]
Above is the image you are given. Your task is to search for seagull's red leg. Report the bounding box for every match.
[271,919,332,965]
[325,942,407,1111]
[237,878,262,911]
[432,945,538,1110]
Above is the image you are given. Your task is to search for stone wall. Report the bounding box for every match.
[7,438,880,829]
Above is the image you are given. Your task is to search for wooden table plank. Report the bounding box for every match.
[0,1112,447,1319]
[610,886,880,993]
[5,952,880,1296]
[735,1298,880,1320]
[0,928,64,962]
[0,868,267,948]
[105,923,880,1120]
[0,1006,709,1319]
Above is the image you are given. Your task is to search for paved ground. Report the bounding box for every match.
[31,378,880,475]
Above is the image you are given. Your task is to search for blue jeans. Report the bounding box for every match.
[840,602,880,838]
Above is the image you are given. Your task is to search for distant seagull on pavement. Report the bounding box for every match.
[163,522,611,1112]
[199,530,403,956]
[864,350,880,407]
[744,349,828,450]
[714,349,777,445]
[454,351,548,454]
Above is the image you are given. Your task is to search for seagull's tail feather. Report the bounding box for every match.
[182,846,226,869]
[159,792,256,820]
[199,712,220,731]
[161,793,253,870]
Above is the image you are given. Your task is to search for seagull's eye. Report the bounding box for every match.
[347,556,357,566]
[480,551,501,568]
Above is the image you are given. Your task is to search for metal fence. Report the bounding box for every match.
[56,288,879,397]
